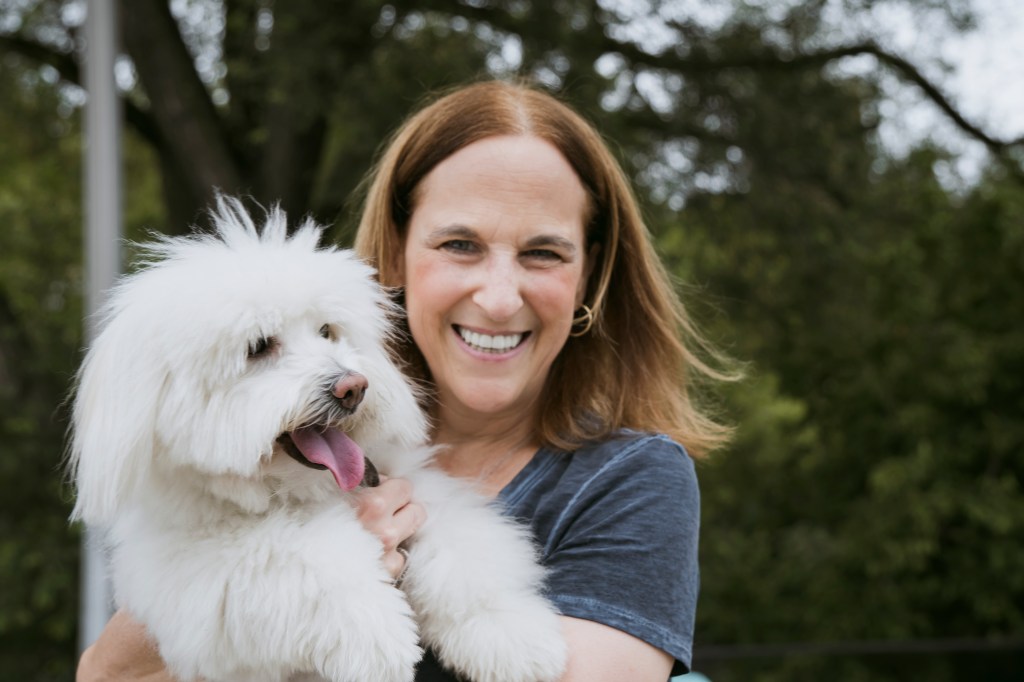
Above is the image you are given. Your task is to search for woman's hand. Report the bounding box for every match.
[351,476,427,581]
[77,609,178,682]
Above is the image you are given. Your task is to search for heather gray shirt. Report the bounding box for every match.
[501,431,700,676]
[415,431,701,680]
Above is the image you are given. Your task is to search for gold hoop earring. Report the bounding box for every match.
[569,304,595,337]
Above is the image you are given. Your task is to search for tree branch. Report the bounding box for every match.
[0,32,162,149]
[428,4,1022,169]
[0,33,79,82]
[850,43,1024,152]
[610,33,1024,161]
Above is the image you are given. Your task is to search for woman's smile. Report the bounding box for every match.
[452,325,530,357]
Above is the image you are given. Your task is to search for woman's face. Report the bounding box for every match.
[399,134,594,426]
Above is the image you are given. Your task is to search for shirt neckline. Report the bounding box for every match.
[498,446,558,506]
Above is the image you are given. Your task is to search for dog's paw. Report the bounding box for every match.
[321,652,418,682]
[318,592,421,682]
[429,596,566,682]
[320,639,420,682]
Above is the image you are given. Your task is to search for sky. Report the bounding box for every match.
[920,0,1024,140]
[604,0,1022,182]
[863,0,1024,181]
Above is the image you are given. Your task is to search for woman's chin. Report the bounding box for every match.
[445,382,539,420]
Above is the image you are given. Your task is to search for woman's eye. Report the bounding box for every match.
[440,239,477,253]
[523,249,563,261]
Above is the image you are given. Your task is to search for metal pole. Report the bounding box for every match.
[80,0,121,652]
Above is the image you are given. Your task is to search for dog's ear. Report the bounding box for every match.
[69,308,164,525]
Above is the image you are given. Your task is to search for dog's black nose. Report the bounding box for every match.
[332,372,367,411]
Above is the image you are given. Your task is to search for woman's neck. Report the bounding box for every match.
[430,405,540,495]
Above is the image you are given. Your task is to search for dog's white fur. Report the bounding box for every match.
[69,197,566,682]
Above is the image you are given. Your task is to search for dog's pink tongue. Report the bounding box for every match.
[290,427,366,491]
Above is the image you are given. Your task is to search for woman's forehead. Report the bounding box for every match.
[411,136,588,229]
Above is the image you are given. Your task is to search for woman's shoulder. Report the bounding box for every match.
[569,429,697,490]
[523,431,702,677]
[578,428,692,464]
[501,429,697,516]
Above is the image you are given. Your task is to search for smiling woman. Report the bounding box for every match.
[357,81,734,456]
[353,80,738,681]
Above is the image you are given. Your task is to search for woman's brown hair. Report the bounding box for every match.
[355,80,733,457]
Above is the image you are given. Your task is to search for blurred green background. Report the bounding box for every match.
[1,1,1022,680]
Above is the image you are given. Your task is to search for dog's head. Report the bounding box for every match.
[70,196,426,524]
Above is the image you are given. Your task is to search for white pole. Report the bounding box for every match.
[80,0,121,652]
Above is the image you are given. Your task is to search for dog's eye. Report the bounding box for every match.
[319,324,335,341]
[248,336,276,359]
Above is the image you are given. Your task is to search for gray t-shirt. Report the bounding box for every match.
[501,430,700,676]
[415,431,700,680]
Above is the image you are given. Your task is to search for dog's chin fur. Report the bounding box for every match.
[70,197,566,682]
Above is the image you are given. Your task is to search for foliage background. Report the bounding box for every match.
[1,1,1021,680]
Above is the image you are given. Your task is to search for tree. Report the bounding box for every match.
[0,23,164,681]
[685,139,1024,679]
[0,50,84,681]
[3,1,1021,232]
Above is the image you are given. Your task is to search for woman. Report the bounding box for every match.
[78,80,732,681]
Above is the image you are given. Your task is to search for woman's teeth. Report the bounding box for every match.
[457,327,523,353]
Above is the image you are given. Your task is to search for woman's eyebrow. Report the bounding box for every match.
[428,225,478,241]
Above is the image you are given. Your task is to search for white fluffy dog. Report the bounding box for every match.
[69,197,566,682]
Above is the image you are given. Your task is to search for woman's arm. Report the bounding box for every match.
[77,610,176,682]
[559,617,674,682]
[76,477,425,681]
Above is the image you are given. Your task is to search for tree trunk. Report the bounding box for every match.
[120,0,244,231]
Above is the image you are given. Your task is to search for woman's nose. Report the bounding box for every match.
[471,259,524,321]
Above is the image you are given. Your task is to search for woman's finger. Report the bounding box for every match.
[350,478,427,567]
[382,546,410,581]
[352,477,414,525]
[389,501,427,547]
[368,499,426,553]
